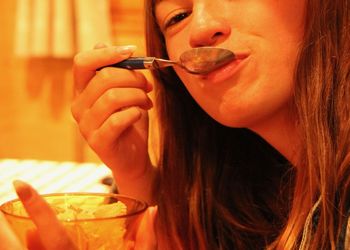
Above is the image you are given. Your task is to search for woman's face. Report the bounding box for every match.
[155,0,305,129]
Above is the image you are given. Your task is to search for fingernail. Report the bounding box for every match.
[116,45,137,55]
[94,42,107,49]
[13,180,32,201]
[147,99,153,109]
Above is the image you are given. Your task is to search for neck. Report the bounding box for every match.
[249,107,300,166]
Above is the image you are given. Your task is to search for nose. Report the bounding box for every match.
[189,4,231,47]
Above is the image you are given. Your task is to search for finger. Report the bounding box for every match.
[71,69,151,122]
[0,212,25,250]
[78,88,153,136]
[86,67,152,102]
[87,107,143,150]
[13,180,77,250]
[26,229,45,250]
[73,45,137,93]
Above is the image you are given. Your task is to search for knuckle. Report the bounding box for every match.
[108,113,129,133]
[78,124,89,140]
[96,67,114,83]
[86,131,99,148]
[70,103,80,121]
[104,89,118,103]
[73,53,86,68]
[76,112,91,137]
[108,115,120,130]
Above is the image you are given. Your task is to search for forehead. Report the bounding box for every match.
[153,0,165,8]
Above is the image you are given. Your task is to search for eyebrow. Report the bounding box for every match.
[155,0,168,8]
[155,0,172,4]
[155,0,186,6]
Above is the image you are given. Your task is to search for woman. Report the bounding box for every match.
[143,0,349,249]
[1,0,349,249]
[72,0,350,248]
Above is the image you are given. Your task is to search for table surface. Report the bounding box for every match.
[0,159,112,204]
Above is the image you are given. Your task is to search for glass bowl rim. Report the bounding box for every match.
[0,192,148,222]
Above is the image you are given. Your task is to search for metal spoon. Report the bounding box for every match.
[99,47,235,75]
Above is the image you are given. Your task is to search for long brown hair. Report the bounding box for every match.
[273,0,350,249]
[144,0,350,249]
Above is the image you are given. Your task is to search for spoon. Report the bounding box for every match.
[99,47,235,75]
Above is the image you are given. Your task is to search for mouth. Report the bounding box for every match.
[199,53,250,83]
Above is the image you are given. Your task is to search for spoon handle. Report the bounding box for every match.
[97,57,156,71]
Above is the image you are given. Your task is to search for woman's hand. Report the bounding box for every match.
[127,206,158,250]
[0,181,158,250]
[71,44,155,202]
[0,212,25,250]
[0,180,77,250]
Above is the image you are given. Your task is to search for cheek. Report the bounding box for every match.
[217,82,294,127]
[165,38,182,60]
[178,56,295,128]
[233,47,296,124]
[165,28,193,61]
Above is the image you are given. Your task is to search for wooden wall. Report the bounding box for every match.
[0,0,148,162]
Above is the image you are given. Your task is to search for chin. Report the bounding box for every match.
[209,106,266,129]
[209,114,248,128]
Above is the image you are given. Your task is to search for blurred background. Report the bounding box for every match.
[0,0,150,163]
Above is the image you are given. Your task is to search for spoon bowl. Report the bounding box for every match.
[99,47,235,75]
[178,47,235,74]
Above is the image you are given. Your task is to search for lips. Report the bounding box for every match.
[200,53,250,83]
